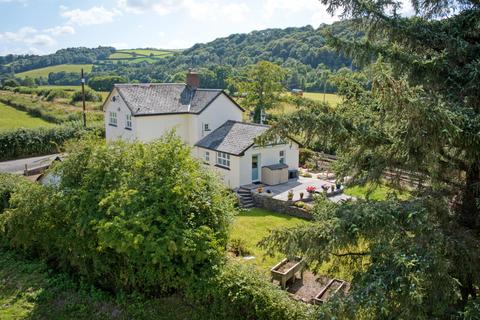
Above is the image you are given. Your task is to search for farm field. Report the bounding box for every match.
[107,49,177,63]
[229,208,307,271]
[16,64,93,78]
[0,102,55,131]
[303,92,342,105]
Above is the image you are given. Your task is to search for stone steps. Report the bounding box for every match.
[237,187,255,209]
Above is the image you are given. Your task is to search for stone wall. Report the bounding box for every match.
[252,193,314,221]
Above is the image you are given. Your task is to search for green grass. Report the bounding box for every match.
[0,250,209,319]
[344,183,411,201]
[117,49,176,56]
[229,208,307,271]
[0,102,55,131]
[303,92,342,106]
[16,64,93,79]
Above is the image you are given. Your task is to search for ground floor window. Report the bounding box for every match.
[125,114,132,129]
[279,150,286,164]
[217,152,230,168]
[205,151,210,162]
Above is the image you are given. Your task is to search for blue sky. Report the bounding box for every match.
[0,0,413,56]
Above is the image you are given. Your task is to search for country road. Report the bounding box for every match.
[0,154,60,174]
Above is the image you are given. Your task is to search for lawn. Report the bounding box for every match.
[16,64,93,78]
[344,182,411,201]
[0,102,55,131]
[229,208,307,272]
[0,250,207,319]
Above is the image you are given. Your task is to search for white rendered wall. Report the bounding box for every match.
[104,89,136,142]
[195,147,241,188]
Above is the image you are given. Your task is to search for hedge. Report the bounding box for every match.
[0,135,236,294]
[186,261,315,320]
[0,173,30,213]
[0,123,104,161]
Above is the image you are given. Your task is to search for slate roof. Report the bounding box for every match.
[113,83,240,116]
[195,120,270,156]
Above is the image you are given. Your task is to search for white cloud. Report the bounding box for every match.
[182,0,250,23]
[117,0,178,15]
[263,0,338,26]
[61,6,120,26]
[0,24,75,50]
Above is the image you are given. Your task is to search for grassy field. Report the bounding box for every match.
[16,64,93,78]
[107,49,176,63]
[0,102,55,131]
[229,208,307,271]
[0,250,205,320]
[303,92,342,105]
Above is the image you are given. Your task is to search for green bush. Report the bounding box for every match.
[0,134,236,294]
[0,123,104,161]
[186,261,314,320]
[46,89,69,101]
[0,174,30,213]
[227,238,251,256]
[70,89,102,103]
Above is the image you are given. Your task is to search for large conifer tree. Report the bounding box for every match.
[260,0,480,317]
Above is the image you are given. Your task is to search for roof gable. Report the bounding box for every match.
[195,120,270,156]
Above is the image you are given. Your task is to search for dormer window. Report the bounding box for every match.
[109,111,117,126]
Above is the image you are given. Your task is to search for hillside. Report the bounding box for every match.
[0,21,359,91]
[16,64,93,78]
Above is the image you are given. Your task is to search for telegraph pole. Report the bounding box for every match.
[81,68,87,128]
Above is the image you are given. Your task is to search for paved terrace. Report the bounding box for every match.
[262,177,353,203]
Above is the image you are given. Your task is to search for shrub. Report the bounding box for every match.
[46,89,69,101]
[88,75,127,91]
[299,148,315,166]
[228,238,251,256]
[302,172,313,178]
[186,261,313,320]
[0,134,236,294]
[0,123,104,161]
[294,201,306,209]
[0,174,30,213]
[70,89,102,103]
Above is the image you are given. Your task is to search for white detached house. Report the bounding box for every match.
[103,71,299,189]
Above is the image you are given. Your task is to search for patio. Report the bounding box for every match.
[261,176,353,203]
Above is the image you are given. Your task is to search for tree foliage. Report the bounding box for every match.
[230,61,286,123]
[259,0,480,317]
[0,134,237,293]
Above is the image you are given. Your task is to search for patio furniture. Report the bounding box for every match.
[271,257,305,289]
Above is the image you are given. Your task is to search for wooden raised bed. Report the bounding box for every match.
[313,278,345,304]
[271,257,305,289]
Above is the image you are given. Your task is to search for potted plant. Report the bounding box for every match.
[330,185,335,192]
[287,190,294,201]
[257,187,264,193]
[306,186,316,197]
[299,192,304,200]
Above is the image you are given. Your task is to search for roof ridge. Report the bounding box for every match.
[228,120,270,128]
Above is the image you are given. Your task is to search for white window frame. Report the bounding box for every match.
[205,151,210,162]
[125,114,132,129]
[204,123,211,132]
[216,152,230,168]
[279,150,286,164]
[109,111,117,126]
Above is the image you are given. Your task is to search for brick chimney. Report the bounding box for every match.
[186,69,200,89]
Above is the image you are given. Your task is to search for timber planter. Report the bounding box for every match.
[313,278,346,304]
[271,257,305,289]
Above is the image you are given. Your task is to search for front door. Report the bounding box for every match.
[252,154,260,182]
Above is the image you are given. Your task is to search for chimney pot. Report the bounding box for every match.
[186,70,200,89]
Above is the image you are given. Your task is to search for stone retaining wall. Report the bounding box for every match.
[252,193,314,220]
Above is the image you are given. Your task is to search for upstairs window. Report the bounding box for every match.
[204,123,211,132]
[125,114,132,129]
[217,152,230,168]
[109,111,117,126]
[279,150,286,164]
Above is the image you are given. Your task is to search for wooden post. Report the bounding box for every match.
[81,68,86,128]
